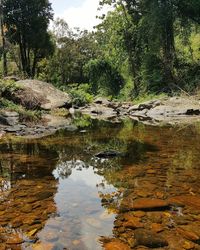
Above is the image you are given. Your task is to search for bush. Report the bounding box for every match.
[84,59,124,97]
[68,84,93,107]
[0,80,22,96]
[141,53,165,93]
[0,98,40,122]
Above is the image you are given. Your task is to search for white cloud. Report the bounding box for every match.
[55,0,110,31]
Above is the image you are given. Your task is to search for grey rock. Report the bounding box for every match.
[13,79,72,110]
[5,125,22,132]
[64,125,78,131]
[94,97,110,105]
[2,111,19,117]
[0,111,19,126]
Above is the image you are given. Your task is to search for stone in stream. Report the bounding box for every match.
[122,213,144,229]
[21,204,33,213]
[168,195,200,210]
[104,238,131,250]
[35,191,53,200]
[44,231,59,242]
[134,229,168,248]
[176,225,200,242]
[32,242,54,250]
[6,234,24,244]
[121,198,169,211]
[95,150,122,158]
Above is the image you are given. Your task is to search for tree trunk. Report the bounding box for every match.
[0,15,7,76]
[161,0,175,83]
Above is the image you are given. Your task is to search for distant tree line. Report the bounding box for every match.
[0,0,200,99]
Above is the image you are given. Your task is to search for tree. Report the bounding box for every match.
[2,0,54,77]
[39,18,99,86]
[99,0,200,95]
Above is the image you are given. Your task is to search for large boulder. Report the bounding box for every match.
[5,80,72,110]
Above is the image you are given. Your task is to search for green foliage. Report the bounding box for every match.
[141,53,165,93]
[2,0,198,100]
[37,19,98,86]
[2,0,54,77]
[72,114,92,128]
[68,84,93,107]
[0,80,22,96]
[0,98,40,122]
[84,59,124,97]
[96,0,200,98]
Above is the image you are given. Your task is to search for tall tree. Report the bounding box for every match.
[2,0,53,77]
[40,18,98,85]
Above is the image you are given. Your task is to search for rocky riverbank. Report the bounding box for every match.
[80,96,200,126]
[1,79,200,139]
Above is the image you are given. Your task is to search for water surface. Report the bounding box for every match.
[1,118,200,249]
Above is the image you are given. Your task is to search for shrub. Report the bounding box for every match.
[68,84,93,107]
[84,59,124,97]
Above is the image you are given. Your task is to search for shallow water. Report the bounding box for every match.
[1,117,200,249]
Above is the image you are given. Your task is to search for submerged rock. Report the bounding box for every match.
[6,234,24,245]
[104,239,131,250]
[95,150,122,158]
[134,229,168,248]
[121,198,169,211]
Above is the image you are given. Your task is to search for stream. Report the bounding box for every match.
[0,116,200,249]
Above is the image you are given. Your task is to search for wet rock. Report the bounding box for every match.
[26,197,38,204]
[168,195,200,210]
[32,243,54,250]
[122,213,144,229]
[133,211,146,218]
[36,191,53,200]
[147,169,157,174]
[134,229,168,248]
[104,239,131,250]
[6,234,24,244]
[86,218,101,228]
[21,204,33,213]
[177,226,200,242]
[95,150,122,158]
[151,223,164,233]
[146,212,163,224]
[0,244,6,250]
[183,241,196,250]
[12,218,23,228]
[26,228,39,237]
[121,198,169,211]
[44,232,59,242]
[0,205,6,211]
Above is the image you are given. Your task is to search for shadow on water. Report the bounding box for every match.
[1,117,200,249]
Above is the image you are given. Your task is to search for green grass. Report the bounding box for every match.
[0,98,41,122]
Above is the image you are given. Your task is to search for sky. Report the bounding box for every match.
[50,0,109,31]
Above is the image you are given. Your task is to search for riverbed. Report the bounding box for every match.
[0,117,200,249]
